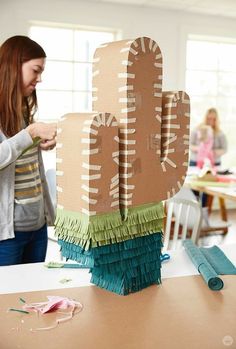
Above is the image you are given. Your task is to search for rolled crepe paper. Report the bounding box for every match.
[199,246,236,275]
[182,240,224,291]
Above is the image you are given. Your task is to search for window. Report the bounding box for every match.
[29,24,117,122]
[186,35,236,167]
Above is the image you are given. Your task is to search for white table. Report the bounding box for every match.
[0,243,235,295]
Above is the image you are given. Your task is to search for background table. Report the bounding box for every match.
[185,173,236,234]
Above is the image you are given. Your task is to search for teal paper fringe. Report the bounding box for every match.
[58,232,162,266]
[58,232,163,295]
[91,267,161,295]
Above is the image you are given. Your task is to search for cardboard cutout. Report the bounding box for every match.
[55,37,190,294]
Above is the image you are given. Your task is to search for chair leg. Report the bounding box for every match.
[219,197,228,234]
[207,195,213,215]
[202,207,210,227]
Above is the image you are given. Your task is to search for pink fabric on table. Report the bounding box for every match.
[22,296,83,331]
[197,138,214,169]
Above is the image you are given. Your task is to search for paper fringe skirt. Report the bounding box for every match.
[55,202,164,295]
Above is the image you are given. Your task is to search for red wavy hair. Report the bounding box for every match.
[0,35,46,137]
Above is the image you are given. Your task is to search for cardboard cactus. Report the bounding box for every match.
[55,37,190,295]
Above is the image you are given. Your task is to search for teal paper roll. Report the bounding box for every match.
[198,263,224,291]
[200,246,236,275]
[183,240,224,291]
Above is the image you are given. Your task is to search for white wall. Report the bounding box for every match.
[2,0,235,213]
[1,0,236,93]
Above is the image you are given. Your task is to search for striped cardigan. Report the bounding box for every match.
[0,129,55,241]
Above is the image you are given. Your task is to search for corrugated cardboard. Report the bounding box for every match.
[57,36,190,216]
[93,37,190,209]
[54,37,190,294]
[56,112,119,215]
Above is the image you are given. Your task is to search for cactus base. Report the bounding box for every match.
[59,232,163,295]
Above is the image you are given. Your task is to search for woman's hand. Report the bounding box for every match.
[214,149,226,158]
[39,138,56,151]
[190,144,199,153]
[26,122,57,150]
[26,122,57,141]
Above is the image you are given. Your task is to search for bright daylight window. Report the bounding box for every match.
[29,25,116,122]
[186,35,236,168]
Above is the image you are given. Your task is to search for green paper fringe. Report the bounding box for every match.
[56,220,163,250]
[21,137,41,155]
[55,202,164,250]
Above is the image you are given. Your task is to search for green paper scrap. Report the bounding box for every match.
[59,278,72,284]
[21,137,41,155]
[19,297,26,304]
[8,308,29,314]
[190,180,235,188]
[183,240,224,291]
[44,261,89,269]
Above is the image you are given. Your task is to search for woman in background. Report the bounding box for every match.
[0,35,57,265]
[189,108,227,225]
[196,124,214,169]
[190,107,227,167]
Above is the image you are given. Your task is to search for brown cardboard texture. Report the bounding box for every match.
[93,37,190,209]
[56,112,119,215]
[57,37,190,216]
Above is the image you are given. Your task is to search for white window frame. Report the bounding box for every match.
[29,22,120,122]
[186,34,236,168]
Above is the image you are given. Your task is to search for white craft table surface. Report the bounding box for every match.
[0,243,235,294]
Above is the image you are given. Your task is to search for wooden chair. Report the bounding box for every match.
[175,187,230,236]
[163,198,202,251]
[201,195,229,235]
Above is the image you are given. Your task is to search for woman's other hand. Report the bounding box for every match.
[26,122,57,150]
[39,138,56,151]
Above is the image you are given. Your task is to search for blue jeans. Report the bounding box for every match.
[189,160,221,167]
[0,224,48,266]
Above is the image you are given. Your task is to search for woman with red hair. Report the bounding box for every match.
[0,36,57,265]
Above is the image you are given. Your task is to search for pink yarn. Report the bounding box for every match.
[22,296,83,331]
